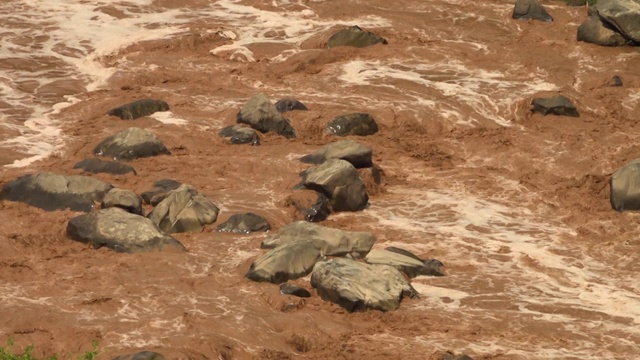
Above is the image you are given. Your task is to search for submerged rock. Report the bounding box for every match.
[512,0,554,22]
[216,212,270,233]
[365,248,446,278]
[610,159,640,212]
[301,158,369,212]
[246,239,321,283]
[148,184,219,233]
[300,139,373,168]
[141,179,181,206]
[328,25,388,48]
[0,173,112,212]
[326,113,379,137]
[218,125,260,145]
[274,98,308,113]
[101,188,144,215]
[531,95,579,117]
[237,93,296,138]
[94,127,171,161]
[73,158,137,175]
[106,98,170,120]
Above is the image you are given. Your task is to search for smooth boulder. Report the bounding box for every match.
[300,139,373,168]
[512,0,553,22]
[577,15,627,46]
[531,95,579,117]
[327,25,388,48]
[0,173,112,212]
[94,127,170,161]
[596,0,640,42]
[148,184,219,233]
[326,113,379,137]
[275,98,308,113]
[310,258,417,312]
[73,158,136,175]
[236,93,296,138]
[216,212,270,233]
[218,125,260,145]
[141,179,181,206]
[101,188,144,215]
[246,240,321,283]
[610,159,640,211]
[67,207,186,253]
[106,99,170,120]
[365,248,445,278]
[301,158,369,212]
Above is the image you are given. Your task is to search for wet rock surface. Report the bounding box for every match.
[94,127,171,161]
[73,158,137,175]
[106,98,170,120]
[147,184,219,233]
[236,93,296,138]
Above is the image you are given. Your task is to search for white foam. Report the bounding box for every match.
[149,111,188,125]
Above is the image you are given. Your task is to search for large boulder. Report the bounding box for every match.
[300,139,373,168]
[106,99,170,120]
[216,212,271,233]
[94,127,170,161]
[365,248,445,278]
[531,95,579,117]
[236,93,296,138]
[327,25,388,48]
[246,240,321,283]
[218,125,260,145]
[512,0,554,22]
[577,15,628,46]
[595,0,640,42]
[326,113,379,137]
[610,159,640,211]
[301,158,369,212]
[147,184,219,233]
[67,207,186,253]
[310,258,417,312]
[261,221,375,257]
[274,98,308,113]
[101,188,144,215]
[73,158,137,175]
[0,173,112,212]
[141,179,181,206]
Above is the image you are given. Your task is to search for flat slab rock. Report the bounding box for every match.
[246,239,321,284]
[237,93,296,138]
[73,158,137,175]
[326,113,379,137]
[216,212,270,233]
[148,184,219,233]
[94,127,170,161]
[0,173,113,212]
[301,158,369,212]
[106,98,170,120]
[532,95,579,117]
[67,207,186,253]
[327,25,388,48]
[365,248,445,278]
[300,139,373,168]
[610,158,640,212]
[311,258,417,312]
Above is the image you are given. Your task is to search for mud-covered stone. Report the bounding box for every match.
[326,113,379,137]
[94,127,171,161]
[281,189,331,222]
[237,93,296,138]
[216,212,270,233]
[327,25,388,48]
[73,158,137,175]
[106,98,170,120]
[148,184,219,233]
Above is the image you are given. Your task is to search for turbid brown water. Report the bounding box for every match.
[1,0,640,359]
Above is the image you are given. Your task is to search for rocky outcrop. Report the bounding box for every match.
[94,127,170,161]
[106,99,170,120]
[111,351,167,360]
[595,0,640,43]
[531,95,579,117]
[577,15,627,46]
[300,140,373,168]
[261,221,375,257]
[141,179,181,206]
[274,98,308,113]
[73,158,137,175]
[327,25,388,48]
[279,283,312,298]
[300,159,369,212]
[0,173,112,212]
[326,113,379,137]
[216,212,270,233]
[237,93,296,138]
[610,159,640,211]
[101,188,144,215]
[512,0,553,22]
[310,258,417,312]
[67,207,186,253]
[246,240,321,283]
[365,248,445,278]
[148,184,219,233]
[218,125,260,145]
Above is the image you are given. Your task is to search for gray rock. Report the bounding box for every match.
[610,159,640,211]
[596,0,640,42]
[237,93,296,139]
[111,351,167,360]
[216,212,270,233]
[0,173,112,212]
[141,179,181,206]
[261,221,375,257]
[73,158,137,175]
[106,99,170,120]
[101,188,144,215]
[246,239,321,283]
[67,207,186,253]
[577,15,628,46]
[218,125,260,145]
[326,113,379,137]
[148,184,219,233]
[301,158,369,212]
[94,127,171,161]
[327,25,388,48]
[512,0,554,22]
[300,140,373,168]
[532,95,579,117]
[365,248,445,278]
[310,258,417,312]
[275,98,308,113]
[279,283,312,298]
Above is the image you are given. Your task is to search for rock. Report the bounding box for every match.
[236,93,296,138]
[106,99,170,120]
[610,159,640,211]
[531,95,579,117]
[67,207,186,253]
[301,158,368,212]
[73,158,137,175]
[246,240,321,283]
[365,248,446,278]
[0,173,112,212]
[596,0,640,42]
[279,283,312,298]
[612,75,623,86]
[94,127,171,161]
[512,0,554,22]
[111,351,167,360]
[326,113,379,137]
[327,25,388,48]
[577,15,628,46]
[141,179,181,206]
[310,258,417,312]
[216,212,270,233]
[300,140,373,168]
[275,98,308,113]
[148,184,219,233]
[281,190,331,222]
[101,188,144,215]
[218,125,260,145]
[440,353,474,360]
[261,221,375,257]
